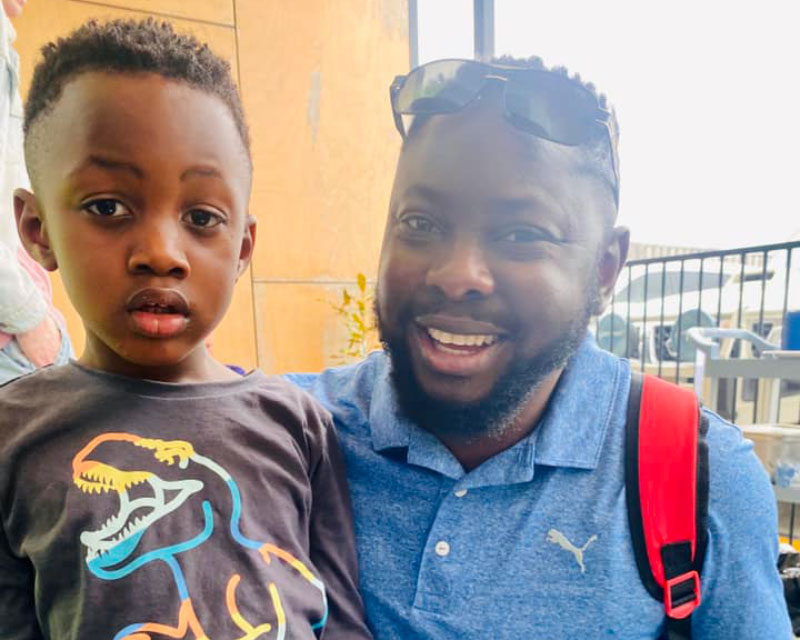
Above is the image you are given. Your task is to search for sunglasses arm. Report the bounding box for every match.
[389,77,408,138]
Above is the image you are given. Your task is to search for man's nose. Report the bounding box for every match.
[425,236,495,300]
[127,219,190,279]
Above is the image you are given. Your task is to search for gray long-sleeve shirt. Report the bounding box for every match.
[0,363,372,639]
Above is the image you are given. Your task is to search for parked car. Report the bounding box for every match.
[595,261,738,362]
[594,255,800,424]
[597,257,800,363]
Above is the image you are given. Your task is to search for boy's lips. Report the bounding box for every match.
[126,288,190,338]
[412,314,509,376]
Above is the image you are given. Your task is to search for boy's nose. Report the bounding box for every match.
[127,220,190,279]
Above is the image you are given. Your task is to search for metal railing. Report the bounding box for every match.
[595,240,800,424]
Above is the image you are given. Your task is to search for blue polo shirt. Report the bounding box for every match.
[288,338,791,639]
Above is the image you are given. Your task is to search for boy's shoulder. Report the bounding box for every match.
[249,372,336,449]
[0,361,78,401]
[0,364,92,460]
[255,371,331,418]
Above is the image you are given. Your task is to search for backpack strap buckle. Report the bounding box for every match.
[664,570,701,619]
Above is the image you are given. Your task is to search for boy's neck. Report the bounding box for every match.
[78,342,241,384]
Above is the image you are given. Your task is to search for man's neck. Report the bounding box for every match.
[436,368,564,472]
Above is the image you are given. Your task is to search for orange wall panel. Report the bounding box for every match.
[72,0,235,25]
[253,280,378,374]
[236,0,408,283]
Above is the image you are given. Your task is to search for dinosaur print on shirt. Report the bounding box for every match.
[72,432,328,640]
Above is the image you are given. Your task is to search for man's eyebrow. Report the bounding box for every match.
[72,155,144,179]
[487,193,564,216]
[180,165,223,181]
[402,184,445,204]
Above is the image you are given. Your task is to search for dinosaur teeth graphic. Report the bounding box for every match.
[80,475,203,565]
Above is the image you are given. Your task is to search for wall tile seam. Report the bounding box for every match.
[66,0,236,29]
[252,279,378,286]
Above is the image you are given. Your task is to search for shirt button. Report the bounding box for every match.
[435,540,451,557]
[454,489,468,498]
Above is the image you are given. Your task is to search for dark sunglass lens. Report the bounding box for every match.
[505,72,599,145]
[396,60,486,114]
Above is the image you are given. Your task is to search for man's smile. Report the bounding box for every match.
[412,314,510,377]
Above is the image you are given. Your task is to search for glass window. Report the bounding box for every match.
[416,0,474,65]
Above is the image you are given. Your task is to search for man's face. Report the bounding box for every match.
[377,93,625,436]
[17,72,254,381]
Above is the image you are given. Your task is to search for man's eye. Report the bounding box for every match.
[83,199,129,217]
[402,215,438,234]
[499,228,553,243]
[184,209,223,229]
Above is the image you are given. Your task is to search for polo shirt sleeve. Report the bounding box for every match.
[691,411,792,639]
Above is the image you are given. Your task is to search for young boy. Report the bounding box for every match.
[0,19,371,640]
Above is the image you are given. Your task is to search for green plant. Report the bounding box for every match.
[329,273,378,363]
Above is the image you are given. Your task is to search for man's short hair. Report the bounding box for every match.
[24,18,249,161]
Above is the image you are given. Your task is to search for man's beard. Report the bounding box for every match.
[377,282,600,443]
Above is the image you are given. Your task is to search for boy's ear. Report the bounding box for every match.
[595,225,630,314]
[14,188,57,271]
[236,214,257,278]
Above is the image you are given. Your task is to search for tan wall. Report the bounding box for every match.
[13,0,408,373]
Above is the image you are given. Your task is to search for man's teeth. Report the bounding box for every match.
[427,327,498,347]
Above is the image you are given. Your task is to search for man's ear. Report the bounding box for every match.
[14,188,57,271]
[236,213,257,278]
[595,226,630,314]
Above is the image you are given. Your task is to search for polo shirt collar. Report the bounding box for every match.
[532,336,622,470]
[367,335,622,478]
[368,371,465,479]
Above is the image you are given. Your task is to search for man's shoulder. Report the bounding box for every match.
[701,409,774,500]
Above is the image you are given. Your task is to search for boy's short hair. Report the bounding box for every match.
[24,18,249,164]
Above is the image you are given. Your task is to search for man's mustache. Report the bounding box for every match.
[401,294,516,334]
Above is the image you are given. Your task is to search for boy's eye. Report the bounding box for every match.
[183,209,224,229]
[83,198,130,218]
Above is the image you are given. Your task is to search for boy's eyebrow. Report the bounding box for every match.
[73,155,144,179]
[180,165,223,181]
[69,158,224,182]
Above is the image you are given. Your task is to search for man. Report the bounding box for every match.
[289,57,791,638]
[0,0,71,381]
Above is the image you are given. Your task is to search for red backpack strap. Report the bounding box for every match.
[626,372,710,640]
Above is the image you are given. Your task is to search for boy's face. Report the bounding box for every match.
[16,72,255,382]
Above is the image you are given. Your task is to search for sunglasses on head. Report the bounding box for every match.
[389,58,619,204]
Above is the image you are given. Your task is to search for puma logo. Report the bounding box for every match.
[546,529,597,573]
